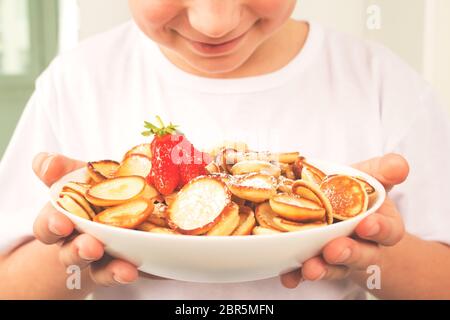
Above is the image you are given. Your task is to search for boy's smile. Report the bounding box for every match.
[178,24,253,57]
[128,0,303,78]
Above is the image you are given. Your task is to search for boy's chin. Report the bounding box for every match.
[162,45,256,78]
[186,57,251,78]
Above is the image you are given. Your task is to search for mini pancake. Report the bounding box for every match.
[292,157,304,179]
[320,175,369,220]
[279,163,296,180]
[123,143,152,160]
[57,195,91,220]
[115,154,152,178]
[232,206,256,236]
[150,227,180,235]
[272,217,327,232]
[267,152,300,164]
[163,192,178,206]
[137,222,181,234]
[167,176,231,235]
[294,157,326,185]
[231,195,247,207]
[228,173,277,203]
[235,151,271,162]
[87,160,120,182]
[327,174,378,209]
[62,182,91,197]
[208,141,248,158]
[216,148,240,173]
[207,202,240,236]
[255,202,285,231]
[230,160,281,177]
[137,221,159,232]
[62,182,103,213]
[252,226,282,235]
[60,191,96,219]
[355,177,378,208]
[85,176,146,207]
[291,180,334,224]
[301,167,324,186]
[147,202,169,227]
[94,198,154,229]
[269,193,326,223]
[234,151,299,164]
[205,161,221,174]
[277,176,295,194]
[141,184,159,202]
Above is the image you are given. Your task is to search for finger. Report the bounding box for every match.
[302,256,350,281]
[351,153,409,191]
[322,237,381,270]
[59,234,105,268]
[33,203,74,244]
[32,153,85,187]
[355,199,405,246]
[280,269,303,289]
[89,258,139,286]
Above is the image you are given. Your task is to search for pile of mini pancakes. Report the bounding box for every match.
[57,143,377,236]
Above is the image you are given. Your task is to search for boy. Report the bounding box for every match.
[0,0,449,299]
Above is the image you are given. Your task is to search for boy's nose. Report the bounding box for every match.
[188,0,241,39]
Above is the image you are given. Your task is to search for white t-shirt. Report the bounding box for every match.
[1,20,449,300]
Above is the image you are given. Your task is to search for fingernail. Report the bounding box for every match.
[314,269,327,281]
[48,216,64,236]
[40,154,56,177]
[365,223,380,237]
[336,248,352,263]
[78,250,97,262]
[113,274,132,285]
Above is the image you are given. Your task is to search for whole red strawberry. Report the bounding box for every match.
[143,116,212,193]
[142,117,182,195]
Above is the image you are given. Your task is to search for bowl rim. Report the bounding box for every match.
[49,158,386,242]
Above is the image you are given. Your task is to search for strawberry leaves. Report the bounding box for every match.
[142,116,179,137]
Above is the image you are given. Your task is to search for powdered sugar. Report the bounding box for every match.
[171,178,229,230]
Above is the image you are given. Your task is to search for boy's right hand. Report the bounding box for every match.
[32,153,139,286]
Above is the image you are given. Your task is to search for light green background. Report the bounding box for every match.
[0,0,58,158]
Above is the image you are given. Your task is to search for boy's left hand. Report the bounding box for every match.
[280,153,409,288]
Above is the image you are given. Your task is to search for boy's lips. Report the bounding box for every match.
[183,31,249,56]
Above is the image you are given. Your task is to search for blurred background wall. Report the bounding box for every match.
[0,0,58,157]
[1,0,449,157]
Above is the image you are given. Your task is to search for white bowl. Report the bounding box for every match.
[50,159,385,283]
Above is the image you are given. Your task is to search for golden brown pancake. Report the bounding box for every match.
[320,175,368,220]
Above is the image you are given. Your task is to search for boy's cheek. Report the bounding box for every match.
[247,0,297,19]
[129,0,183,29]
[130,0,297,28]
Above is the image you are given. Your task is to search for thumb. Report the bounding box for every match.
[32,153,85,187]
[351,153,409,191]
